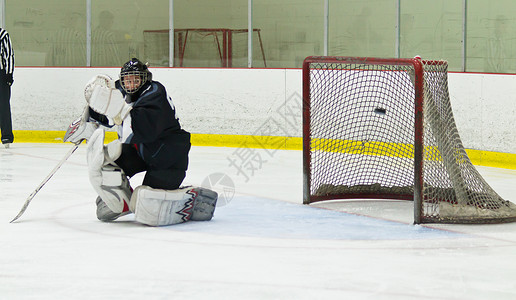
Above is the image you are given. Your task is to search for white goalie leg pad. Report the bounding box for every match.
[87,128,131,214]
[130,186,195,226]
[130,186,218,226]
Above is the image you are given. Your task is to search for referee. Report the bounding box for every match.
[0,27,14,148]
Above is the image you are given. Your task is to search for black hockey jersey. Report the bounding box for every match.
[120,80,190,170]
[90,80,190,171]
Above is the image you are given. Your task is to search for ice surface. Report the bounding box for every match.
[2,144,516,299]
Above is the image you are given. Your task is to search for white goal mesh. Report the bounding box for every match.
[303,56,516,224]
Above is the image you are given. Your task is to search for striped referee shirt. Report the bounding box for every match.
[0,28,14,74]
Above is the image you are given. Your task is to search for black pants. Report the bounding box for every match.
[115,143,187,190]
[0,73,13,143]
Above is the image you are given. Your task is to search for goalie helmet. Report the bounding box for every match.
[119,58,152,95]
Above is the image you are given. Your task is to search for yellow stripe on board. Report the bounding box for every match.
[191,133,302,150]
[10,130,516,170]
[465,149,516,170]
[13,130,118,143]
[11,130,303,150]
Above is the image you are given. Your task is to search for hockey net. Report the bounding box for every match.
[303,56,516,224]
[143,28,266,68]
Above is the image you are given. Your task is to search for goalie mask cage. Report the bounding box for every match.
[302,56,516,224]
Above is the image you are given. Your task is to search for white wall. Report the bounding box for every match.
[10,68,516,154]
[448,72,516,154]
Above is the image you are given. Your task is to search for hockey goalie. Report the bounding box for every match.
[64,58,217,226]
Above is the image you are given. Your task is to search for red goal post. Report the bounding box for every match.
[143,28,267,68]
[302,56,516,224]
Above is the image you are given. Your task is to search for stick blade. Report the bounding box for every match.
[10,196,33,223]
[9,144,79,223]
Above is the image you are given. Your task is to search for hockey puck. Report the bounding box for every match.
[374,108,386,115]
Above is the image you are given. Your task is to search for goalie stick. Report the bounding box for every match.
[10,143,80,223]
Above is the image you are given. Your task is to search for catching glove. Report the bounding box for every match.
[85,74,132,125]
